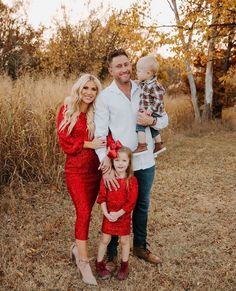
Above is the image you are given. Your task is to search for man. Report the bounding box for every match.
[95,49,168,268]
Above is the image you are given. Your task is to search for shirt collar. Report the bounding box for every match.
[141,76,157,88]
[141,76,164,91]
[109,80,139,96]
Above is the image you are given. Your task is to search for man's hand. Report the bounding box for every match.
[137,110,155,127]
[98,156,111,174]
[103,169,120,191]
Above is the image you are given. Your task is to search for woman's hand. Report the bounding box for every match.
[98,156,111,174]
[84,137,106,149]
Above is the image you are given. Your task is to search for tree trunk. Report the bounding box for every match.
[203,5,219,120]
[223,31,234,74]
[185,62,201,121]
[169,0,201,121]
[203,59,213,120]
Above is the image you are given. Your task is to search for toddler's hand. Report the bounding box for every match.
[146,109,153,116]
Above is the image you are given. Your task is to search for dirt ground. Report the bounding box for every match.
[1,127,236,291]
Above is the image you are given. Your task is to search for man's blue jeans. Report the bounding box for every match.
[107,165,156,257]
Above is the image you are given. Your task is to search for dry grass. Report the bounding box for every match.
[0,75,74,185]
[0,75,194,186]
[163,94,194,140]
[222,106,236,130]
[1,75,236,290]
[1,127,235,290]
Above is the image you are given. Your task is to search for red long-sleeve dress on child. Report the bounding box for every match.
[97,176,138,236]
[57,105,101,240]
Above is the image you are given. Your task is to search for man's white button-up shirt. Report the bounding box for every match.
[94,80,169,171]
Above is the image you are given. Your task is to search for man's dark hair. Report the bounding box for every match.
[107,49,129,66]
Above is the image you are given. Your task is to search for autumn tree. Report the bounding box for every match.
[41,1,162,79]
[165,0,236,120]
[0,1,43,79]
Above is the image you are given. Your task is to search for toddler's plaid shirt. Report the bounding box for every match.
[139,76,165,115]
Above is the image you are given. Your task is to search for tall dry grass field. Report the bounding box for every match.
[1,75,236,290]
[0,75,194,186]
[0,75,75,186]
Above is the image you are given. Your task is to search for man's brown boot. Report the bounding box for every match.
[133,143,148,156]
[133,245,162,265]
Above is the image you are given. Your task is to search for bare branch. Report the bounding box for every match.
[166,0,174,13]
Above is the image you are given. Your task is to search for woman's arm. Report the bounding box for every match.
[84,138,106,149]
[57,106,84,155]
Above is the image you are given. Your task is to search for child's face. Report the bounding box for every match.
[113,152,129,176]
[136,61,153,81]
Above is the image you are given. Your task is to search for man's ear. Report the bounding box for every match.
[108,66,112,75]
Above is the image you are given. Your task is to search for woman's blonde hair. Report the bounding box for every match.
[59,74,102,138]
[112,146,134,189]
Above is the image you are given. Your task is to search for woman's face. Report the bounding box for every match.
[80,81,98,105]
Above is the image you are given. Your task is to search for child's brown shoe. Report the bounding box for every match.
[154,142,166,157]
[95,260,111,280]
[133,143,148,156]
[117,261,129,280]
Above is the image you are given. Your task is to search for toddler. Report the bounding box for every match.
[95,146,138,280]
[133,55,166,157]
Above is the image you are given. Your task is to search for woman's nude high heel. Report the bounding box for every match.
[70,243,97,286]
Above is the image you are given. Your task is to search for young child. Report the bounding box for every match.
[95,146,138,280]
[133,55,166,157]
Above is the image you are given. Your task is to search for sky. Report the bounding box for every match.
[3,0,175,56]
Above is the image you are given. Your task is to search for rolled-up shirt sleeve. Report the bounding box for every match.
[152,111,169,130]
[94,93,110,161]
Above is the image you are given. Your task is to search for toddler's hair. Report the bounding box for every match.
[137,55,159,74]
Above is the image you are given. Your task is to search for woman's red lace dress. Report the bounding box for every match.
[57,105,101,240]
[97,176,138,236]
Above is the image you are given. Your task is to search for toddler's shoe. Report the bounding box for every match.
[95,260,111,280]
[117,260,129,280]
[154,142,166,157]
[133,143,148,156]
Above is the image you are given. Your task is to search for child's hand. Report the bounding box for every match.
[105,212,116,222]
[109,211,122,221]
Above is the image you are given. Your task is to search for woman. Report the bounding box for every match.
[57,74,105,286]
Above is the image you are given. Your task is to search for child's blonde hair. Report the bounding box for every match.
[137,55,159,74]
[111,146,133,189]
